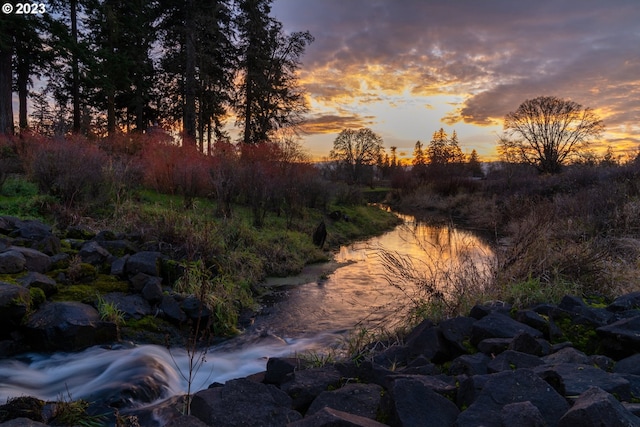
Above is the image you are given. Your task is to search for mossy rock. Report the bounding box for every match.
[52,284,97,304]
[51,275,129,304]
[93,275,130,293]
[0,396,46,423]
[552,316,601,354]
[0,274,21,285]
[122,316,183,345]
[29,287,46,309]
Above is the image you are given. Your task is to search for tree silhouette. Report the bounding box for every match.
[235,0,313,144]
[427,128,464,166]
[502,96,604,174]
[330,128,383,183]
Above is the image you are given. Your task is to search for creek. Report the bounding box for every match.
[0,214,494,408]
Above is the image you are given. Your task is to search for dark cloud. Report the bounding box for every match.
[300,113,376,134]
[273,0,639,143]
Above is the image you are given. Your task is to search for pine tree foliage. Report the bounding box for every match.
[1,0,312,144]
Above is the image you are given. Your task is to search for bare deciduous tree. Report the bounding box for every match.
[502,96,604,174]
[330,128,383,183]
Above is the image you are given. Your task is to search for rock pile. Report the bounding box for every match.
[0,215,201,356]
[147,293,640,427]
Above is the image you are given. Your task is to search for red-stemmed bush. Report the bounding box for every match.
[22,134,108,207]
[141,137,213,208]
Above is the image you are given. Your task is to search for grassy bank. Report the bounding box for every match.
[2,172,399,336]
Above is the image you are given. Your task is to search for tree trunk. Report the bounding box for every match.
[0,50,13,135]
[183,0,196,145]
[17,59,29,130]
[107,89,116,136]
[71,0,81,133]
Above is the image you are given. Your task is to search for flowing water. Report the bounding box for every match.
[0,214,494,408]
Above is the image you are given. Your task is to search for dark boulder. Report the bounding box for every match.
[65,224,96,240]
[508,331,546,356]
[542,346,589,365]
[477,337,512,355]
[469,301,511,319]
[387,374,456,401]
[190,378,302,426]
[597,315,640,359]
[265,357,303,385]
[0,216,21,234]
[455,369,569,427]
[558,386,640,427]
[388,377,459,427]
[448,353,490,376]
[289,407,388,427]
[470,312,542,346]
[6,246,51,273]
[142,277,164,305]
[78,241,112,266]
[17,272,57,297]
[96,239,138,257]
[371,344,410,368]
[110,255,128,277]
[102,292,152,320]
[438,316,476,356]
[306,383,384,420]
[181,295,212,324]
[500,401,548,427]
[0,396,46,424]
[607,292,640,312]
[32,235,61,256]
[164,415,209,427]
[404,318,450,362]
[0,250,26,274]
[126,251,164,277]
[534,363,631,401]
[23,301,118,351]
[9,219,51,241]
[614,354,640,376]
[159,295,187,323]
[515,309,550,335]
[487,350,544,373]
[0,282,30,337]
[280,366,343,412]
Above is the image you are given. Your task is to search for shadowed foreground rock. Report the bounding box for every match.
[116,293,640,427]
[4,292,640,426]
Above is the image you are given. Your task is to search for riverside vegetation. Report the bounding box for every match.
[0,134,400,337]
[3,131,640,425]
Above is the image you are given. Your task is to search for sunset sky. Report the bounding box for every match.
[271,0,640,161]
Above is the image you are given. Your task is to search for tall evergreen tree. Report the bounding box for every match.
[0,14,17,135]
[14,16,49,130]
[86,0,159,135]
[412,140,426,166]
[427,128,464,165]
[158,0,235,146]
[44,0,92,134]
[235,0,313,144]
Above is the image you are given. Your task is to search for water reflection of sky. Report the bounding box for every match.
[255,215,495,338]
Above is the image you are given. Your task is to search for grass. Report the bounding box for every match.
[0,175,52,220]
[96,293,126,326]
